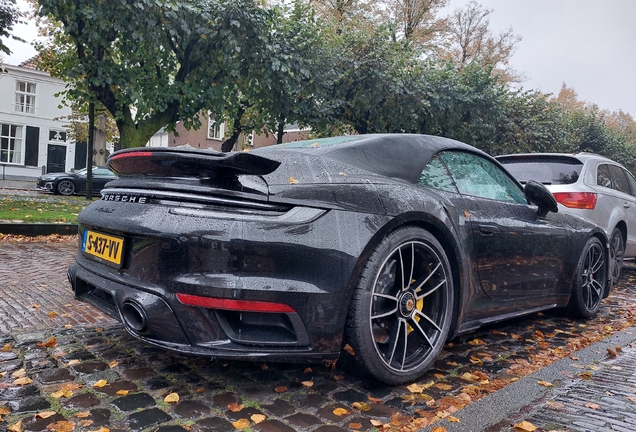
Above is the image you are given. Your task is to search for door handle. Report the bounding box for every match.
[479,224,499,236]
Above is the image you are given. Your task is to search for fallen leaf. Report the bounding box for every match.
[301,381,314,388]
[579,372,593,380]
[289,177,299,184]
[431,427,448,432]
[343,344,356,356]
[368,395,383,403]
[370,419,384,427]
[31,304,41,309]
[195,387,205,393]
[274,386,288,393]
[303,367,312,373]
[8,420,22,432]
[537,380,553,387]
[47,422,76,432]
[116,390,129,396]
[585,402,601,410]
[251,414,266,424]
[607,348,617,358]
[606,391,615,396]
[460,372,479,382]
[457,392,472,402]
[51,390,72,399]
[11,369,26,378]
[228,403,244,412]
[42,337,57,347]
[66,359,80,366]
[434,383,452,391]
[333,374,345,381]
[448,416,460,422]
[164,393,179,403]
[232,419,250,429]
[333,407,350,416]
[349,422,363,429]
[79,420,93,427]
[93,380,108,388]
[87,428,109,432]
[352,402,371,411]
[75,411,90,418]
[13,377,33,386]
[1,343,11,352]
[546,401,565,409]
[406,383,427,393]
[47,311,59,318]
[108,361,119,368]
[36,411,57,419]
[468,338,485,346]
[260,363,269,370]
[0,407,10,415]
[616,345,623,353]
[513,420,537,431]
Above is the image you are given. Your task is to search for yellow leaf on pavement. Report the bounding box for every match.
[109,361,119,368]
[2,343,12,352]
[36,411,57,419]
[93,380,108,388]
[13,377,33,386]
[274,386,288,393]
[333,407,350,416]
[116,390,129,396]
[11,369,26,378]
[8,420,22,432]
[232,419,250,429]
[251,414,266,424]
[164,393,179,403]
[431,427,447,432]
[75,411,90,418]
[448,416,460,422]
[513,420,537,431]
[228,403,244,413]
[42,337,57,347]
[349,422,362,429]
[301,381,314,388]
[537,381,553,387]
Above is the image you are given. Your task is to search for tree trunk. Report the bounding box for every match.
[93,113,109,166]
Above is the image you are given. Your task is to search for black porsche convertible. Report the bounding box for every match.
[68,134,609,385]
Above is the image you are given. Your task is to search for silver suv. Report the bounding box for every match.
[497,152,636,286]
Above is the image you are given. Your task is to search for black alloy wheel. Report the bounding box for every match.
[346,227,453,385]
[567,236,607,318]
[609,228,624,289]
[56,179,76,196]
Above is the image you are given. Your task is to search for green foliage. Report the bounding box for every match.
[0,0,23,55]
[0,195,89,223]
[37,0,273,148]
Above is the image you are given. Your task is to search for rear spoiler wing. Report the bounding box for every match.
[107,148,281,178]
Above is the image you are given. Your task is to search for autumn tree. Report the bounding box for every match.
[379,0,448,50]
[438,0,521,81]
[35,0,273,149]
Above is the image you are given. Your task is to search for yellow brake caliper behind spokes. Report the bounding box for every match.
[407,280,424,334]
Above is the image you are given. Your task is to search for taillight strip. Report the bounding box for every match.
[176,293,296,313]
[552,192,597,209]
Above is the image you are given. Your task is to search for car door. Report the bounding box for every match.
[438,151,568,302]
[92,168,115,191]
[605,164,636,257]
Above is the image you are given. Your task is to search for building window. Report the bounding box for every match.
[0,123,23,164]
[14,81,37,114]
[208,118,224,140]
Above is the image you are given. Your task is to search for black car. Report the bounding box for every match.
[68,134,609,385]
[36,166,116,196]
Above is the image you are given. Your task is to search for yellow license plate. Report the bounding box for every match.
[82,230,124,266]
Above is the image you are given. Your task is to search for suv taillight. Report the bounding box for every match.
[553,192,597,209]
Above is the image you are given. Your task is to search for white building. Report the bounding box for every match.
[0,61,76,179]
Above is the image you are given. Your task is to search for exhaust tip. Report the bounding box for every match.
[121,301,148,332]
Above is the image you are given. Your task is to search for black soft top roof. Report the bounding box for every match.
[254,134,486,184]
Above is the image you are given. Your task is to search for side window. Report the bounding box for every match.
[417,156,458,193]
[608,165,631,195]
[625,169,636,198]
[439,151,527,204]
[597,164,612,188]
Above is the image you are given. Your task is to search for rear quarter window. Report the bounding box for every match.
[498,156,583,185]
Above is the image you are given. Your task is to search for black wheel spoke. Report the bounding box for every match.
[387,319,405,367]
[415,277,445,301]
[413,262,441,295]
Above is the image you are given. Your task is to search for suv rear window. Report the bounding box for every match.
[497,156,583,185]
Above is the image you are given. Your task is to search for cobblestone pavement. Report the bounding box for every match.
[2,241,636,431]
[0,241,115,334]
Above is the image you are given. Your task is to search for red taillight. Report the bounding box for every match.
[176,293,296,313]
[552,192,597,209]
[110,151,153,160]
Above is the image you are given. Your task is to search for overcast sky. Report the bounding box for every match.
[3,0,635,116]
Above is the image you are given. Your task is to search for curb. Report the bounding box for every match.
[0,222,78,236]
[429,326,636,431]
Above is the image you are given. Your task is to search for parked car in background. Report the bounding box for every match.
[36,167,116,196]
[68,135,608,385]
[497,152,636,287]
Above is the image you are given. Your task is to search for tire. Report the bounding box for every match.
[345,227,454,385]
[609,227,624,290]
[56,180,76,196]
[567,236,607,318]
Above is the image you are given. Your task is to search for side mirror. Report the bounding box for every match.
[525,179,558,217]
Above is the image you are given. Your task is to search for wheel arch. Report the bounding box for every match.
[345,211,465,342]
